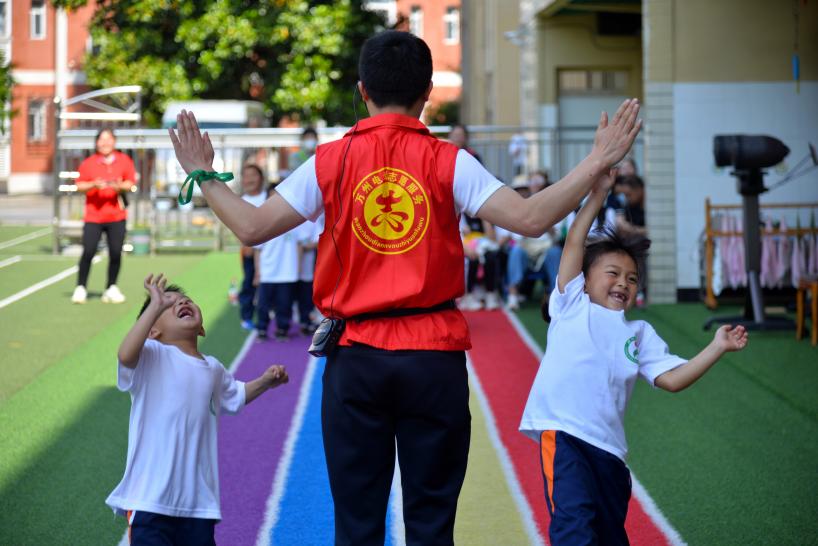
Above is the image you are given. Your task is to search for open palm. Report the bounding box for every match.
[168,110,215,175]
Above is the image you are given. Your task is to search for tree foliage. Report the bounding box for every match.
[70,0,382,127]
[0,52,14,135]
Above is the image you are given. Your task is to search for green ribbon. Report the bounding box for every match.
[178,170,234,205]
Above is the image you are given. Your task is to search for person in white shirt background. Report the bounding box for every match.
[106,273,288,544]
[292,215,323,334]
[519,168,748,545]
[253,188,301,341]
[238,164,268,330]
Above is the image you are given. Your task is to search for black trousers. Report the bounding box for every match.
[239,254,256,322]
[77,220,126,288]
[321,345,471,546]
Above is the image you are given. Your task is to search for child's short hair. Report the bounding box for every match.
[138,285,187,319]
[358,31,432,108]
[583,225,651,284]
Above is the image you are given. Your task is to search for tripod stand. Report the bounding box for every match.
[703,168,794,331]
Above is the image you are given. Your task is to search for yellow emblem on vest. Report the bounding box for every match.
[351,167,430,255]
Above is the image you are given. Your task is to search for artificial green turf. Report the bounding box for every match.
[0,253,249,545]
[0,254,204,402]
[0,257,77,300]
[514,300,818,545]
[0,225,51,242]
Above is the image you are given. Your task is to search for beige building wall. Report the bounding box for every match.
[536,13,643,105]
[460,0,521,126]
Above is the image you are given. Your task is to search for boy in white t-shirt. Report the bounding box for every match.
[519,170,748,545]
[106,273,289,545]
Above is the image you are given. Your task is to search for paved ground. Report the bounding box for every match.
[0,195,56,225]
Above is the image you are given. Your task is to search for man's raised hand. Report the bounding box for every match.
[592,99,642,168]
[168,110,215,175]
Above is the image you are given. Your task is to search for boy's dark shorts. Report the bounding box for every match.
[540,430,632,546]
[128,510,216,546]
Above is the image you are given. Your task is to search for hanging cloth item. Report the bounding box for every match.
[773,219,790,288]
[728,214,746,288]
[792,229,806,288]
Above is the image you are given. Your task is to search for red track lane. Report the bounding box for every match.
[465,311,671,545]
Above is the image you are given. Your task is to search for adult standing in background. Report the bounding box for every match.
[238,164,268,330]
[71,128,135,304]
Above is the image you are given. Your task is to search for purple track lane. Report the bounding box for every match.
[215,333,312,545]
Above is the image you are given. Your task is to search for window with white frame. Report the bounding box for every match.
[0,1,8,38]
[28,99,47,142]
[31,0,46,40]
[443,7,460,44]
[409,6,423,38]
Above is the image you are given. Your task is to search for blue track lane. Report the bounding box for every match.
[268,358,401,545]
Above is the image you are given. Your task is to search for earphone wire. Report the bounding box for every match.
[328,85,360,318]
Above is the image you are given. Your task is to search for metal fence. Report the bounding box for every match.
[53,125,642,253]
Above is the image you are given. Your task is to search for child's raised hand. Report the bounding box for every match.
[714,324,748,352]
[168,110,215,175]
[262,364,289,389]
[592,167,618,195]
[143,273,176,312]
[592,99,642,168]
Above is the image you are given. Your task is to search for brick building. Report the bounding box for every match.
[1,0,96,194]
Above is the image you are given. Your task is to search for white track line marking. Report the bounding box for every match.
[466,353,546,546]
[0,227,51,250]
[502,308,686,545]
[0,256,100,310]
[0,255,21,269]
[116,331,256,546]
[254,356,319,546]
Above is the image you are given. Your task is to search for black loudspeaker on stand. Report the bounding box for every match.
[703,135,817,331]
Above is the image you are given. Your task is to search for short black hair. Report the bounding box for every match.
[359,31,432,108]
[583,225,651,284]
[301,127,317,139]
[137,284,186,319]
[617,174,644,189]
[450,123,469,136]
[241,163,264,180]
[95,127,115,142]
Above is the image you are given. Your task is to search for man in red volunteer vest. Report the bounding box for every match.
[170,31,641,545]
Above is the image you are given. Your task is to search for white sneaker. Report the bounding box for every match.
[505,293,520,311]
[458,293,483,311]
[484,292,501,310]
[101,284,126,304]
[71,285,87,304]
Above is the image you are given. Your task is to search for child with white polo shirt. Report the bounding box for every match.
[519,170,748,545]
[106,273,288,545]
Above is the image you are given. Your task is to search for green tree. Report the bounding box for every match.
[57,0,381,127]
[0,52,14,134]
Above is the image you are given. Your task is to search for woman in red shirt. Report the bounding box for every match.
[71,128,135,304]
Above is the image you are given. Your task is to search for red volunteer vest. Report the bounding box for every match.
[314,114,470,351]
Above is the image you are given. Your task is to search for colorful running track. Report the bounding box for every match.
[212,311,684,545]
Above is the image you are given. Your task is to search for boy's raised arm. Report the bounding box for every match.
[655,325,748,392]
[117,274,176,368]
[556,170,616,292]
[477,99,641,237]
[169,111,306,246]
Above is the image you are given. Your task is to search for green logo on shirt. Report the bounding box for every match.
[624,336,639,364]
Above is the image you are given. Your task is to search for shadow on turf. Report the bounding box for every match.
[0,387,130,545]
